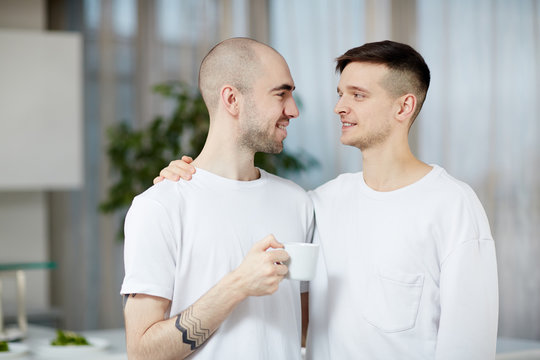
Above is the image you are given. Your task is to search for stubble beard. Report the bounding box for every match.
[239,98,283,154]
[239,127,283,154]
[345,121,392,152]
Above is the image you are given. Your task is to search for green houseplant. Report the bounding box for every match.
[100,82,317,239]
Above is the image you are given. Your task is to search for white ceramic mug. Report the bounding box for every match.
[283,243,319,281]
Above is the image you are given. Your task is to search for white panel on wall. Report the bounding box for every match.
[0,30,83,190]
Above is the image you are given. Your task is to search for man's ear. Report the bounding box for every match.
[395,93,416,125]
[221,85,240,116]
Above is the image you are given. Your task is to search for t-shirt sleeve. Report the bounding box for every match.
[435,238,498,359]
[120,195,177,300]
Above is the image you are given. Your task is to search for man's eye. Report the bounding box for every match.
[277,92,286,97]
[354,93,365,99]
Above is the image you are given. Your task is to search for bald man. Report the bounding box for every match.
[120,38,314,359]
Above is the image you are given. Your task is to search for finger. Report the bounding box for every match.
[181,155,195,168]
[252,234,274,251]
[172,158,196,174]
[275,264,289,277]
[159,168,181,181]
[153,176,164,185]
[171,166,193,180]
[254,234,283,252]
[268,249,290,263]
[265,234,284,250]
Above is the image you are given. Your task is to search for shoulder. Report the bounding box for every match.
[128,180,184,216]
[428,166,492,239]
[123,181,182,254]
[428,166,481,204]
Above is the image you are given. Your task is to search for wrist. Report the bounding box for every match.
[219,270,248,304]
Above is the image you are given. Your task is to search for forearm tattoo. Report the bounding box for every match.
[175,307,210,350]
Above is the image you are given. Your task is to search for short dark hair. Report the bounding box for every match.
[336,40,430,122]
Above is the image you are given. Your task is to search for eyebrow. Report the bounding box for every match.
[337,85,370,94]
[270,84,295,92]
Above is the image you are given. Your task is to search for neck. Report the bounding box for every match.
[360,135,431,192]
[192,118,260,181]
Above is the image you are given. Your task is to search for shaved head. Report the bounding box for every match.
[199,38,279,114]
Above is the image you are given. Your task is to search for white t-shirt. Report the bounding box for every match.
[306,165,498,360]
[121,168,314,360]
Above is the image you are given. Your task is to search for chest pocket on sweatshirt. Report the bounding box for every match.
[362,267,424,333]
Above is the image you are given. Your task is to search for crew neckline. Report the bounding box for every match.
[192,167,268,189]
[358,164,443,199]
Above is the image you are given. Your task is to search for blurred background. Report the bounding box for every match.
[0,0,538,343]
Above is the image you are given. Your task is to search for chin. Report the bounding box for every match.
[271,145,284,154]
[340,136,364,150]
[340,134,354,146]
[272,140,284,153]
[257,142,283,154]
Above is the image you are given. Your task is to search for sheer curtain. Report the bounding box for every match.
[417,0,540,339]
[269,0,367,190]
[271,0,540,340]
[49,0,264,330]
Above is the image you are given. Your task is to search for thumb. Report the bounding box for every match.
[153,176,164,185]
[181,155,194,164]
[255,234,283,252]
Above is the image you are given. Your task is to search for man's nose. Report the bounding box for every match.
[285,97,299,119]
[334,97,349,115]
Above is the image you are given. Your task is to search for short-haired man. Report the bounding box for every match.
[157,40,499,359]
[121,38,314,360]
[307,41,498,359]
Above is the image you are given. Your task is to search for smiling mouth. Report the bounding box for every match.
[342,121,357,128]
[277,125,287,138]
[276,119,289,131]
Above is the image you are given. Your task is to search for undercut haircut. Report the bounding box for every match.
[199,38,266,114]
[335,40,431,122]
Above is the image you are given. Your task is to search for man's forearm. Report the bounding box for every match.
[132,307,212,360]
[126,271,247,360]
